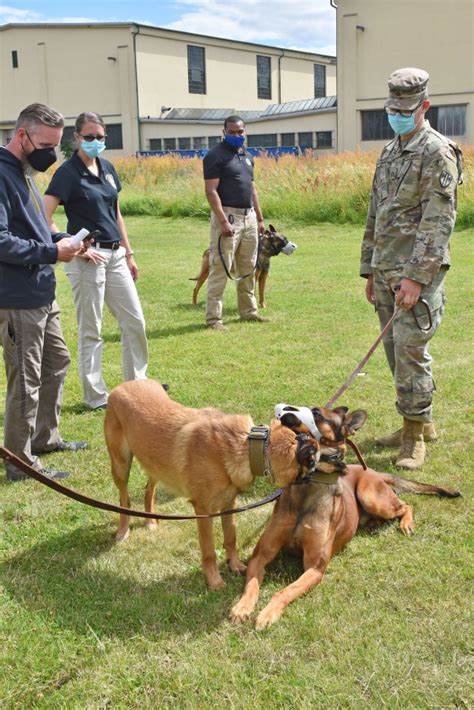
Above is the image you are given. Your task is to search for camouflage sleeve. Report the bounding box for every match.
[402,144,459,285]
[360,180,376,278]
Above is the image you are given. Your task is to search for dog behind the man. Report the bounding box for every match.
[104,379,307,589]
[190,224,296,307]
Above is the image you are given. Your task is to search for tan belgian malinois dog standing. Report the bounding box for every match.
[104,379,308,589]
[230,406,461,629]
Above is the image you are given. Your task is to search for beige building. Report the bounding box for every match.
[334,0,474,150]
[0,22,337,155]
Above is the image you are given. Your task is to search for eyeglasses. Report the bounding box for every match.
[385,102,423,118]
[79,134,107,142]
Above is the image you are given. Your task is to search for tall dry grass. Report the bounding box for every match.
[37,145,473,226]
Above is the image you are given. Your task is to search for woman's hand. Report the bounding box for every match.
[80,247,107,264]
[126,254,139,281]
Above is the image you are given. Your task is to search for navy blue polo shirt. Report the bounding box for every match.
[45,151,122,243]
[203,140,254,208]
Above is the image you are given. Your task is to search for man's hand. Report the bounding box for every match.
[219,218,234,237]
[365,274,375,305]
[80,248,107,265]
[257,219,265,236]
[56,237,82,263]
[395,277,422,310]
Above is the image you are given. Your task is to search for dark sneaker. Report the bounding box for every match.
[241,314,271,322]
[6,466,71,482]
[32,440,88,454]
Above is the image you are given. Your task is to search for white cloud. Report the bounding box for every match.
[166,0,336,55]
[0,4,41,22]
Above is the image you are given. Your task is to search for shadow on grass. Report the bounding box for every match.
[1,523,304,640]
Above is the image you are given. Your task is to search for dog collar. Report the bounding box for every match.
[248,426,273,481]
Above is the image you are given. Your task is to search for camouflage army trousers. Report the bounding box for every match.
[373,267,447,423]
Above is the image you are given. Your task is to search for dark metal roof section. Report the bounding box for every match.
[261,95,337,116]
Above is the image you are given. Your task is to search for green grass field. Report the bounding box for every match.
[1,217,473,708]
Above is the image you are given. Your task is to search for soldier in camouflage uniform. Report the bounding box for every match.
[360,68,463,470]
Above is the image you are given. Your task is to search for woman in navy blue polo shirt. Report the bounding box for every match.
[44,112,148,410]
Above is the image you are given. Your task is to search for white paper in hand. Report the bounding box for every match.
[70,228,90,248]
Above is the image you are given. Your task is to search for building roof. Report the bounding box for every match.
[0,22,336,61]
[141,96,337,125]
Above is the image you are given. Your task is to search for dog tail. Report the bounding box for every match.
[380,472,461,498]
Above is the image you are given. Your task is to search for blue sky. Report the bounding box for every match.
[0,1,337,55]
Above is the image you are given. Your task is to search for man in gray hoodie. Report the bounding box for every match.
[0,103,87,481]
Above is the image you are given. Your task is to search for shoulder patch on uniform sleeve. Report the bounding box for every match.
[439,170,453,188]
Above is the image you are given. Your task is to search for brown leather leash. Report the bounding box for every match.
[324,307,400,409]
[0,446,282,520]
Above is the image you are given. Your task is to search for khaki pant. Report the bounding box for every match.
[374,267,447,422]
[65,246,148,409]
[206,207,259,326]
[0,301,70,473]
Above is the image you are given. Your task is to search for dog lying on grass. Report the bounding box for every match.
[230,405,461,629]
[104,379,307,589]
[190,224,296,307]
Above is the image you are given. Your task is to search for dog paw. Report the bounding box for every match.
[400,521,415,535]
[229,601,252,624]
[255,604,282,630]
[207,573,225,590]
[227,558,247,575]
[115,528,130,543]
[145,521,158,533]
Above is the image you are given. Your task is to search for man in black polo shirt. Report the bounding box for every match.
[203,115,268,330]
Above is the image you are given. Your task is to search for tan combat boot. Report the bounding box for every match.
[377,422,437,448]
[395,419,426,470]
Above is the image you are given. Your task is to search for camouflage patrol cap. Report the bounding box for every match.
[384,67,429,110]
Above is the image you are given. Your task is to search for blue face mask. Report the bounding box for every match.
[388,113,416,136]
[224,133,245,149]
[81,139,106,158]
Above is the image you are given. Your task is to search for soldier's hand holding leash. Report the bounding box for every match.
[395,277,422,310]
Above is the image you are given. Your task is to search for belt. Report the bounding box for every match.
[93,241,121,250]
[222,206,253,216]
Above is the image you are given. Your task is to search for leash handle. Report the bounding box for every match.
[0,446,281,520]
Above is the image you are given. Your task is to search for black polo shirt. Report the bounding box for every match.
[203,140,254,208]
[45,151,122,243]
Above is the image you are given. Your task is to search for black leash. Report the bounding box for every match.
[0,446,282,520]
[217,233,261,282]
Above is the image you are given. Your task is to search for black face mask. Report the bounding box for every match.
[23,129,58,172]
[26,146,57,172]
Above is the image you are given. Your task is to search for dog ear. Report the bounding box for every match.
[311,407,323,422]
[280,412,312,434]
[269,224,276,233]
[332,406,349,417]
[343,410,368,435]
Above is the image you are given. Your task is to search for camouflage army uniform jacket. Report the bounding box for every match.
[360,121,462,285]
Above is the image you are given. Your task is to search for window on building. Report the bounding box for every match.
[149,138,162,151]
[427,104,466,136]
[281,132,295,146]
[187,45,206,94]
[316,131,332,148]
[314,64,326,98]
[247,134,277,148]
[12,50,18,68]
[298,132,313,148]
[178,137,191,149]
[257,55,272,100]
[361,110,394,141]
[106,124,123,150]
[193,137,206,149]
[164,138,176,150]
[208,136,221,148]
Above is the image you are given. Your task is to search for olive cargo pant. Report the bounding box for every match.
[373,267,447,422]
